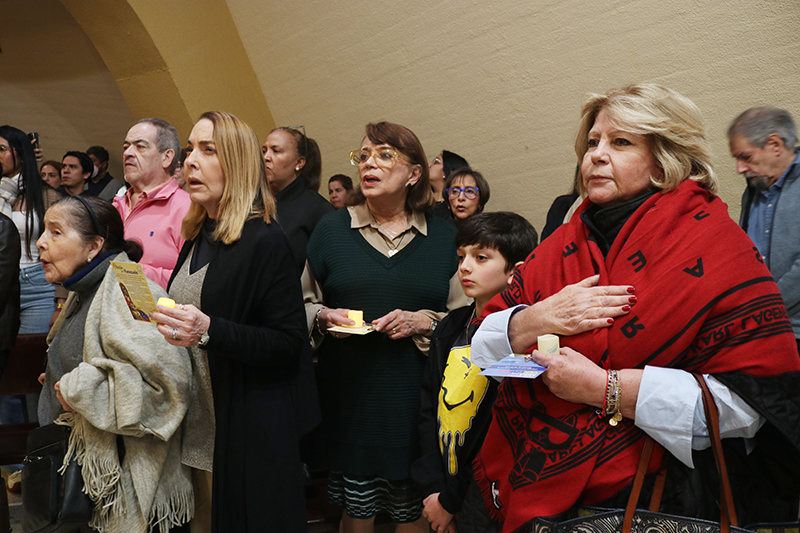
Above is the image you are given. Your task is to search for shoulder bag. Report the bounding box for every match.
[21,423,93,533]
[526,374,799,533]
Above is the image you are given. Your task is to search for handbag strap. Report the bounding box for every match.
[622,435,654,533]
[623,374,739,533]
[648,453,668,512]
[693,373,739,532]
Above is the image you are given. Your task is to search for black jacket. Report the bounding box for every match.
[0,213,20,351]
[412,304,499,514]
[168,217,319,531]
[274,177,334,274]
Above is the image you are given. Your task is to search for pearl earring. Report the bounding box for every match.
[295,167,300,172]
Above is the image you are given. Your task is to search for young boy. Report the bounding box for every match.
[413,212,538,533]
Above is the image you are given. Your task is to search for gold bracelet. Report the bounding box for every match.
[605,370,623,426]
[56,302,64,310]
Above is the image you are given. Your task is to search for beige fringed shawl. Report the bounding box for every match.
[57,253,195,533]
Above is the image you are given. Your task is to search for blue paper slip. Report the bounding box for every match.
[479,355,546,379]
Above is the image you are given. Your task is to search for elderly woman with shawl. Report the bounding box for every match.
[470,84,800,533]
[37,195,194,532]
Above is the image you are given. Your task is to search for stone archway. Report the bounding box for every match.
[59,0,275,139]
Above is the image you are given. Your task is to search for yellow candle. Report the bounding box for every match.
[347,310,364,328]
[157,297,176,308]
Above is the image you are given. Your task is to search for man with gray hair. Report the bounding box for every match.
[728,106,800,350]
[113,118,191,288]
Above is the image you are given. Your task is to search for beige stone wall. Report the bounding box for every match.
[230,0,800,231]
[0,0,133,180]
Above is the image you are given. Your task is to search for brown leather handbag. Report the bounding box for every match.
[528,375,798,533]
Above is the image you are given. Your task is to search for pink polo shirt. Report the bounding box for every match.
[113,178,191,289]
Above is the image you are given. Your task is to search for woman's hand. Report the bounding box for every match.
[54,381,74,412]
[373,309,430,340]
[319,307,354,338]
[529,347,641,419]
[152,303,212,347]
[38,372,46,385]
[541,274,636,334]
[422,493,455,533]
[510,275,635,353]
[529,347,606,407]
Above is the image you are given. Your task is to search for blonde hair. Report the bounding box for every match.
[575,84,718,195]
[182,111,276,244]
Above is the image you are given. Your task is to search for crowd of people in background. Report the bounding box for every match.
[0,83,798,533]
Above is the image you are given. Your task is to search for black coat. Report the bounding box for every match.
[0,213,20,351]
[274,177,334,274]
[169,217,319,532]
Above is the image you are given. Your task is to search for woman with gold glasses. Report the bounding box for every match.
[304,122,468,532]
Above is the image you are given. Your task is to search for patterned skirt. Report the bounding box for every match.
[327,470,423,522]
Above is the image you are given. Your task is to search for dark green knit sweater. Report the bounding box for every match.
[307,207,458,479]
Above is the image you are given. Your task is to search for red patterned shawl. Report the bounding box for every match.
[473,181,800,532]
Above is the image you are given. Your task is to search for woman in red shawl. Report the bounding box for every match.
[470,84,800,533]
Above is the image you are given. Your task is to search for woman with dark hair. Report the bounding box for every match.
[429,150,469,200]
[305,122,469,532]
[0,126,61,335]
[442,168,491,224]
[328,173,354,209]
[153,111,317,531]
[431,150,469,223]
[40,160,63,190]
[37,195,195,532]
[262,126,333,273]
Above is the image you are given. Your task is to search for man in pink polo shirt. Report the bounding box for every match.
[113,118,191,288]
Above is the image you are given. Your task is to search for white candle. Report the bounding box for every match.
[537,334,560,355]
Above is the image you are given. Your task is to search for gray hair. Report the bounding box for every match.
[133,118,181,174]
[727,106,798,149]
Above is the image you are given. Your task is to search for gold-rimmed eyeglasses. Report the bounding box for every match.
[349,148,412,169]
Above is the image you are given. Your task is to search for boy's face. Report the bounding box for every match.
[457,244,515,303]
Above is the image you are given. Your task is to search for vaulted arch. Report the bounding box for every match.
[59,0,275,139]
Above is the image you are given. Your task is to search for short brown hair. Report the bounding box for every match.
[351,122,434,214]
[575,84,717,195]
[443,168,491,214]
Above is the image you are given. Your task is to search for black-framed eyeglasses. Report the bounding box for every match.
[446,186,479,199]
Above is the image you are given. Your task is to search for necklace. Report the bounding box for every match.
[387,232,406,257]
[465,307,477,343]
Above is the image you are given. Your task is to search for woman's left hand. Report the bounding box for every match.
[54,381,74,412]
[373,309,431,340]
[152,303,211,347]
[528,347,607,408]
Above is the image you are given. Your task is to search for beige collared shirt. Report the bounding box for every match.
[302,204,468,354]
